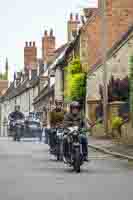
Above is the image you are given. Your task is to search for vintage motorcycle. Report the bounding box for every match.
[63,126,85,173]
[13,119,25,141]
[56,128,64,161]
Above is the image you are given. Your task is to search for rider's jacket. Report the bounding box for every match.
[49,108,65,128]
[8,111,24,121]
[63,112,85,129]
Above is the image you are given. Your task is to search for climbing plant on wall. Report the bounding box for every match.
[129,55,133,127]
[99,75,129,102]
[64,57,86,104]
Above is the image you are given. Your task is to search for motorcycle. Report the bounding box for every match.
[56,128,64,161]
[8,119,16,137]
[63,126,85,173]
[13,119,25,141]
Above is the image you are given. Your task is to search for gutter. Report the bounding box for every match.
[88,144,133,161]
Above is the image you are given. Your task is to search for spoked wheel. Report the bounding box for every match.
[13,135,17,141]
[74,147,81,173]
[56,142,63,161]
[15,128,21,142]
[56,143,61,161]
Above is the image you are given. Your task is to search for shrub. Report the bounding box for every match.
[111,116,123,129]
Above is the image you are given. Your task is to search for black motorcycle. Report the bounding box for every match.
[13,119,25,141]
[64,126,85,173]
[49,128,64,161]
[56,128,64,161]
[8,119,16,137]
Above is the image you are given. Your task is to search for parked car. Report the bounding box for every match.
[23,120,42,140]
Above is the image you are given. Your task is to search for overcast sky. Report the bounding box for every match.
[0,0,97,80]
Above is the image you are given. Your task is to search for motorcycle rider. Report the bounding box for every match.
[8,105,25,137]
[49,100,65,153]
[63,101,88,162]
[8,105,24,122]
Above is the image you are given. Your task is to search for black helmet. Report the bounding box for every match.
[70,101,80,110]
[55,99,62,106]
[15,105,20,111]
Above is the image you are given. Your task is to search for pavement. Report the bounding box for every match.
[0,137,133,200]
[88,136,133,160]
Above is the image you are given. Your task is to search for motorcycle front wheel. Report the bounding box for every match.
[56,142,63,161]
[14,127,21,142]
[73,147,81,173]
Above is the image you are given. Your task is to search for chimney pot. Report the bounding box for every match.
[29,41,32,47]
[33,41,35,46]
[50,29,53,37]
[76,13,79,21]
[25,42,28,47]
[70,13,73,20]
[44,30,48,36]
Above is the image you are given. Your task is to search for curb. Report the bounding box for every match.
[88,144,133,161]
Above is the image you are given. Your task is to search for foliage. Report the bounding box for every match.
[0,72,8,80]
[64,57,86,103]
[64,58,82,74]
[99,76,129,102]
[111,116,123,129]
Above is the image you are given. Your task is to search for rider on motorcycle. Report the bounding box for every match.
[8,105,25,123]
[49,100,65,153]
[63,101,88,162]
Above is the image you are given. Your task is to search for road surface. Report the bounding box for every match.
[0,137,133,200]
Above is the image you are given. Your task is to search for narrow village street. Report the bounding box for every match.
[0,137,133,200]
[0,0,133,199]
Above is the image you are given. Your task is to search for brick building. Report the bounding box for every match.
[67,13,80,42]
[24,41,37,72]
[80,0,133,72]
[42,29,56,64]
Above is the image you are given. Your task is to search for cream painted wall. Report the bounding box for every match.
[86,35,133,120]
[86,36,133,100]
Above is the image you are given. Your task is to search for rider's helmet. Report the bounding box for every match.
[55,99,63,106]
[15,105,20,112]
[70,101,80,112]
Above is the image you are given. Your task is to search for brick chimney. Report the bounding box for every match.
[24,41,37,72]
[42,29,56,64]
[67,13,80,42]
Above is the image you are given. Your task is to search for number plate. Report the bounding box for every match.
[73,143,80,146]
[57,132,63,136]
[30,125,37,128]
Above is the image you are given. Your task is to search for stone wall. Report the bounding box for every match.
[121,122,133,144]
[0,84,39,129]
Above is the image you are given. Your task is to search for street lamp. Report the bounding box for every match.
[100,0,108,134]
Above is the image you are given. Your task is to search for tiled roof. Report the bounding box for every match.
[2,76,39,101]
[33,44,68,103]
[33,85,54,105]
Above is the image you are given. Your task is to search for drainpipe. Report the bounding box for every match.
[100,0,108,134]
